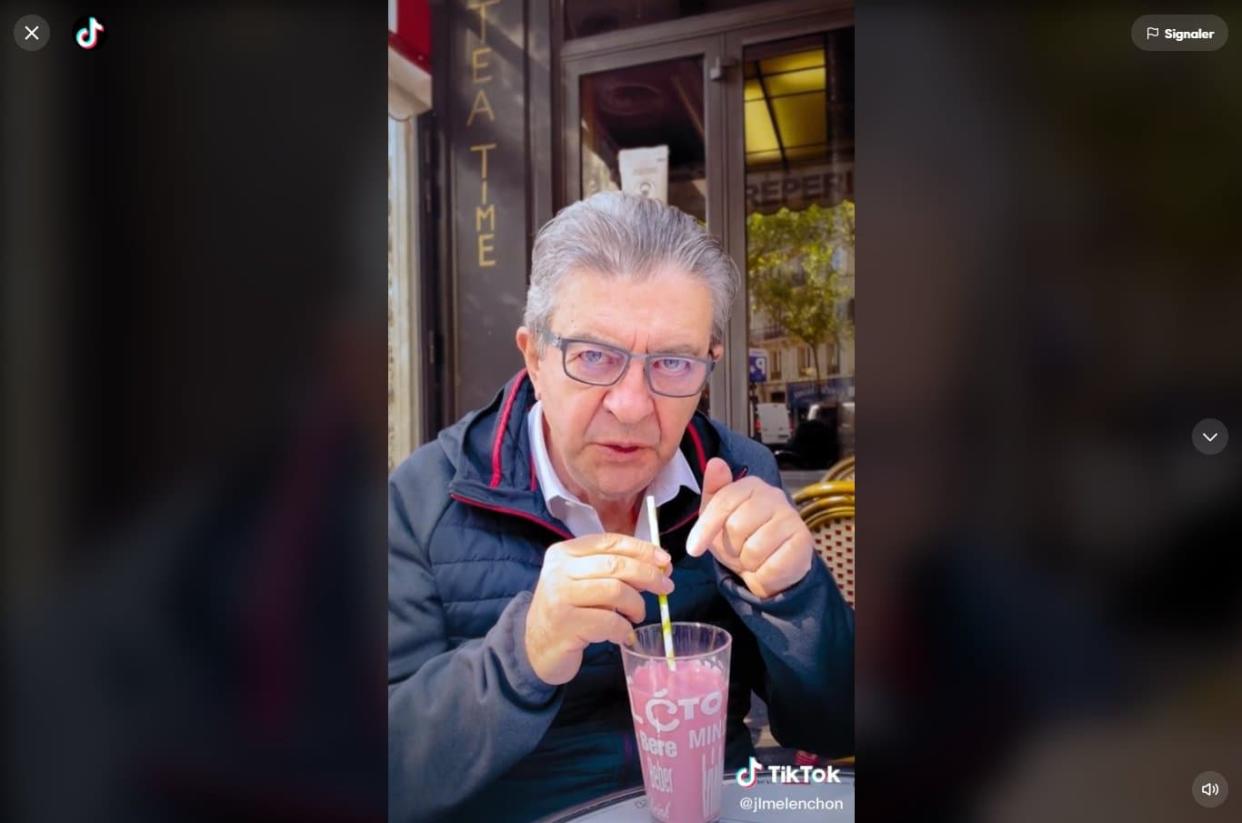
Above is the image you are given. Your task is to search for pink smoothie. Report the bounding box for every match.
[626,659,729,823]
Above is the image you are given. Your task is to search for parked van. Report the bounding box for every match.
[755,403,792,445]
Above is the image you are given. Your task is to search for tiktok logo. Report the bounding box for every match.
[735,756,763,789]
[74,16,106,50]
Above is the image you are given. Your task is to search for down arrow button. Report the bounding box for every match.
[1192,418,1229,455]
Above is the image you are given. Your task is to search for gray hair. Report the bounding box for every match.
[523,192,740,347]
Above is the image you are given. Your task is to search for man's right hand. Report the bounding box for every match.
[524,533,675,686]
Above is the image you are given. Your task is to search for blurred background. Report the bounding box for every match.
[5,3,386,821]
[856,3,1242,820]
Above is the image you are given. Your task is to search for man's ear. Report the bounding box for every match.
[710,342,724,361]
[516,327,543,396]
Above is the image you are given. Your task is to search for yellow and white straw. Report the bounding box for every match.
[645,495,676,670]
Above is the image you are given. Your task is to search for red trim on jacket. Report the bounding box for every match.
[686,421,707,472]
[490,370,527,488]
[450,492,574,541]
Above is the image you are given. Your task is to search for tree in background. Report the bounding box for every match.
[747,201,855,383]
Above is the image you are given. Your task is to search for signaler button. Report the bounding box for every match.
[1133,15,1229,52]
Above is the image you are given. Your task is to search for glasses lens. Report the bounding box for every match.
[563,340,627,385]
[648,356,708,396]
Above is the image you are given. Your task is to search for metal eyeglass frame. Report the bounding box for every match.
[538,329,717,398]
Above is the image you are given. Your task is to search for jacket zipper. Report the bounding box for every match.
[449,492,574,540]
[660,467,748,536]
[454,466,749,541]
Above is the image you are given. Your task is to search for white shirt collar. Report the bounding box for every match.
[527,401,700,540]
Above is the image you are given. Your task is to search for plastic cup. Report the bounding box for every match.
[621,622,732,823]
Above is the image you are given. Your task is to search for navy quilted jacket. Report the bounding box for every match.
[388,371,854,821]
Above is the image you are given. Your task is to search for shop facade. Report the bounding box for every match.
[390,0,854,471]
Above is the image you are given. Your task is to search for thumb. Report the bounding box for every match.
[686,458,733,557]
[700,457,733,511]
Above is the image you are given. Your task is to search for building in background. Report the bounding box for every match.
[388,0,432,471]
[388,0,854,472]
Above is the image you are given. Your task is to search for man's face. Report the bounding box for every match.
[518,267,718,505]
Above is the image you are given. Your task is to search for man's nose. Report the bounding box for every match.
[602,359,654,424]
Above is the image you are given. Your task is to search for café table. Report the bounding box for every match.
[538,769,855,822]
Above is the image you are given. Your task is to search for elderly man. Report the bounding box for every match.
[389,193,853,821]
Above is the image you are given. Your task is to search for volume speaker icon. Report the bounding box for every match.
[1193,771,1228,809]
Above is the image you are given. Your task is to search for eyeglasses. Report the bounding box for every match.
[538,329,716,398]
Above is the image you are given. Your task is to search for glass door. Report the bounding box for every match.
[560,6,853,437]
[724,20,855,471]
[563,36,726,415]
[578,56,708,221]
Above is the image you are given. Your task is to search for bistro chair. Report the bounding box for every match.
[793,474,856,769]
[793,480,854,525]
[794,480,855,609]
[821,454,856,483]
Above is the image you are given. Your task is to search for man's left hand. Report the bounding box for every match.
[685,457,813,599]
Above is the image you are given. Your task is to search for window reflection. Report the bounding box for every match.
[580,57,706,221]
[745,29,855,471]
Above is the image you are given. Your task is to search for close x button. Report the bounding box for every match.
[13,14,50,51]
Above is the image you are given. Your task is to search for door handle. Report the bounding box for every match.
[709,56,737,81]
